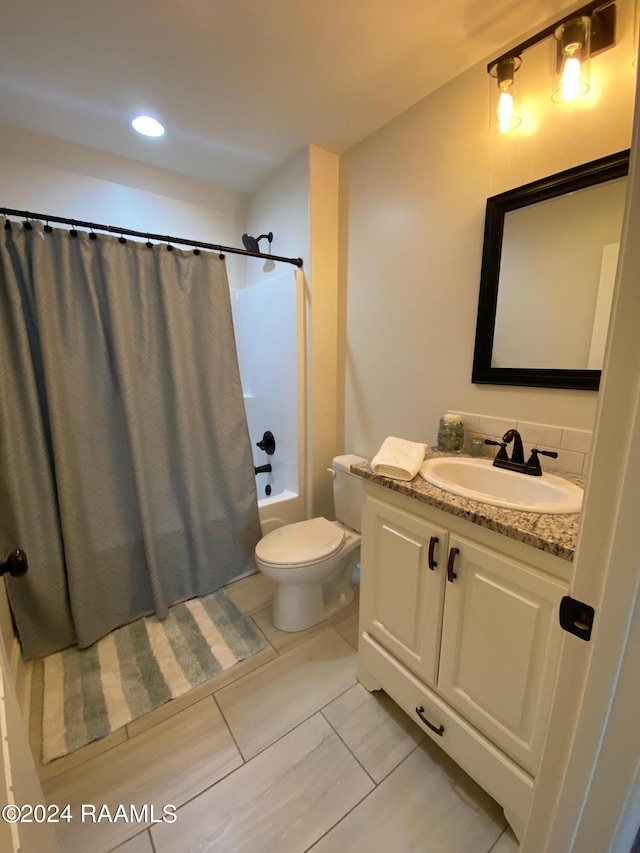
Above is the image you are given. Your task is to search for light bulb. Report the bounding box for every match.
[498,89,514,134]
[488,55,521,134]
[561,55,582,102]
[552,17,590,104]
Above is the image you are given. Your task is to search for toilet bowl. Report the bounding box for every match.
[254,455,366,632]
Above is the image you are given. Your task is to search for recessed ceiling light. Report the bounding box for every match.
[131,115,165,137]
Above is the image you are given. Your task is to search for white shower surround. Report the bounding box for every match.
[232,269,306,536]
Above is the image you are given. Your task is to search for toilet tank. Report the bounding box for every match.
[332,454,367,532]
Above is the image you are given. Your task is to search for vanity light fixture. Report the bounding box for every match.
[489,56,522,133]
[486,1,616,131]
[552,17,591,103]
[131,115,165,137]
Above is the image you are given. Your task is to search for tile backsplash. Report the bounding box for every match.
[449,411,592,476]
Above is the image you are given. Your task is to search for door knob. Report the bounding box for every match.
[0,549,28,578]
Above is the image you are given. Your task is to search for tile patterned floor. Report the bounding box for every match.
[32,574,519,853]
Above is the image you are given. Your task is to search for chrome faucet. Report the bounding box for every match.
[485,429,558,476]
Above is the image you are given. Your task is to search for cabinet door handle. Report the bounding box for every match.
[447,547,459,583]
[415,706,445,736]
[428,536,439,570]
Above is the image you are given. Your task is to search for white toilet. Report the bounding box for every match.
[254,454,366,632]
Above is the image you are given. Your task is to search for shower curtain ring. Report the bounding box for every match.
[23,217,33,231]
[69,220,78,237]
[146,234,153,249]
[119,231,126,244]
[89,224,97,241]
[44,220,53,233]
[166,238,174,252]
[193,246,200,255]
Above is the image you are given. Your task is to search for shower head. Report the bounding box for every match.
[241,232,273,253]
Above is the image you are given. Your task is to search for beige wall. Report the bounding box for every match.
[308,146,340,518]
[340,1,637,459]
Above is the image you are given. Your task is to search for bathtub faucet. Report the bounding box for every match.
[254,464,272,475]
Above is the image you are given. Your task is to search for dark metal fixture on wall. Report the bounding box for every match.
[487,0,616,76]
[487,1,616,133]
[0,208,303,268]
[0,549,28,578]
[256,430,276,455]
[254,430,275,476]
[242,232,273,253]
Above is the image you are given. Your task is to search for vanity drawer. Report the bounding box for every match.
[359,631,534,823]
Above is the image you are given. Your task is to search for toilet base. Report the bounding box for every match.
[272,582,355,632]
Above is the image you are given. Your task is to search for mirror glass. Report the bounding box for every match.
[472,151,629,390]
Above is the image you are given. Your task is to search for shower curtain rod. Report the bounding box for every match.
[0,207,304,268]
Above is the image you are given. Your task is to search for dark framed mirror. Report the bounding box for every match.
[472,150,629,390]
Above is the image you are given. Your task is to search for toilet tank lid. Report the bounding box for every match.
[332,454,367,474]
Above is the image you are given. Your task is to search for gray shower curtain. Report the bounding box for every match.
[0,217,262,660]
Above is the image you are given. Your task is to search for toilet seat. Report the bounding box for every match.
[255,517,345,568]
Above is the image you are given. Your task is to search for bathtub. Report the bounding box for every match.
[228,488,304,585]
[258,488,304,535]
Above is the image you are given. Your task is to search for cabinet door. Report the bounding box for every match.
[438,535,566,774]
[360,496,447,687]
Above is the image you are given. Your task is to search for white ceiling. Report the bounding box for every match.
[0,0,576,194]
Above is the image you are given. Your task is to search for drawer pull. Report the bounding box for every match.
[415,706,445,736]
[428,536,439,570]
[447,547,459,583]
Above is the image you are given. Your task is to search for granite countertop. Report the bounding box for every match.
[351,453,584,561]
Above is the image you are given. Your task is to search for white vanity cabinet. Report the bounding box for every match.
[360,496,448,688]
[358,482,570,840]
[438,534,566,775]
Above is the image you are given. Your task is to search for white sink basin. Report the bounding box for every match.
[420,457,583,514]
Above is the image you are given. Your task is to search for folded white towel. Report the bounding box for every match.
[371,436,427,481]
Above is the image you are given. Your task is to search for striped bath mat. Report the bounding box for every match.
[42,590,266,764]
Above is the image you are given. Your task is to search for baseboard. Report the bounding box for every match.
[9,637,32,728]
